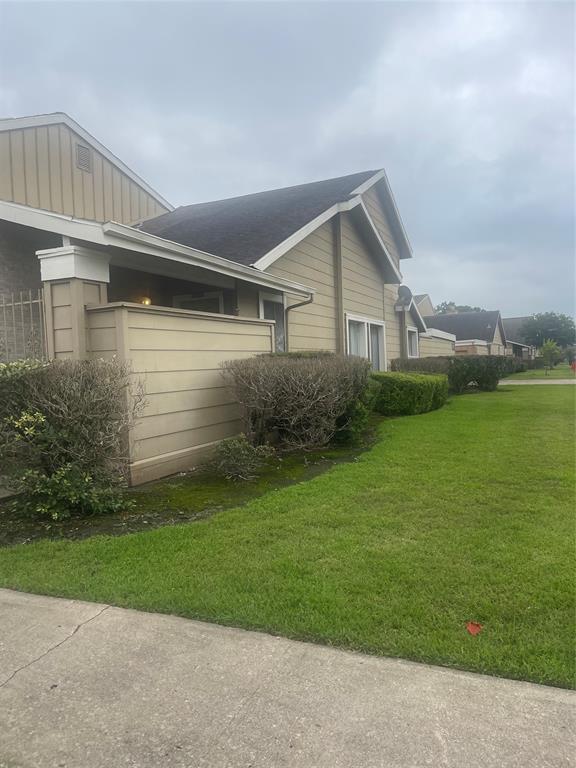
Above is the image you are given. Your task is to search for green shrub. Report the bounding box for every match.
[0,359,47,417]
[223,354,370,449]
[392,355,513,393]
[12,465,130,521]
[211,434,274,481]
[0,358,144,518]
[370,372,449,416]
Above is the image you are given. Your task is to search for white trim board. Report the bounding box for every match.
[420,328,456,342]
[253,196,403,284]
[0,112,173,212]
[351,169,413,260]
[406,326,420,358]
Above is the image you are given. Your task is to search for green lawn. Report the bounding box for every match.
[506,362,575,380]
[0,386,574,688]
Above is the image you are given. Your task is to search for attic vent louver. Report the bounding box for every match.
[76,144,92,173]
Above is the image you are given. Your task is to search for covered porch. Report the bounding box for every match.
[35,230,313,484]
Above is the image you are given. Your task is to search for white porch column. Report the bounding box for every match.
[37,245,110,360]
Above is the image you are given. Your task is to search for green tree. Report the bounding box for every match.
[521,313,576,348]
[540,339,561,374]
[435,301,486,314]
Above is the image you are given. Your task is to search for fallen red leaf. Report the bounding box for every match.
[466,621,483,636]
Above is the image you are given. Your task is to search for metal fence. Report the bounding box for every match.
[0,289,47,362]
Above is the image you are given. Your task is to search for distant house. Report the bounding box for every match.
[422,310,507,356]
[413,293,435,316]
[502,317,536,359]
[412,293,456,356]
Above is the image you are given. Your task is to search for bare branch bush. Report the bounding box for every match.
[222,354,370,449]
[0,358,145,483]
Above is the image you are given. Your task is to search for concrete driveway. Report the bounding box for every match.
[0,589,573,768]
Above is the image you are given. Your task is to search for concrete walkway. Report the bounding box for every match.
[0,589,573,768]
[499,378,576,385]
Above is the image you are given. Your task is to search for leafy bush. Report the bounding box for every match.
[211,434,274,481]
[392,355,514,393]
[12,465,130,521]
[0,359,47,416]
[0,358,144,518]
[370,372,449,416]
[223,353,370,449]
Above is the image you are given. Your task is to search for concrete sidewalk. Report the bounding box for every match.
[499,378,576,385]
[0,589,573,768]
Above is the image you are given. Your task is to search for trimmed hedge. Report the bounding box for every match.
[392,355,519,393]
[370,372,449,416]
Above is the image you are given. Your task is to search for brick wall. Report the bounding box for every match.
[0,221,60,295]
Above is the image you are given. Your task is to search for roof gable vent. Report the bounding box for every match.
[76,143,92,173]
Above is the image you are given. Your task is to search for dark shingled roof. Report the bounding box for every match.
[139,170,378,266]
[423,311,505,343]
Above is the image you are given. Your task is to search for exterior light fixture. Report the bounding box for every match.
[141,297,152,306]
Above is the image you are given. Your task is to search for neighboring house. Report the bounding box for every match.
[422,310,507,356]
[0,111,438,482]
[502,316,536,359]
[413,293,456,356]
[413,293,435,317]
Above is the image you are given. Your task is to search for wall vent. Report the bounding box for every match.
[76,144,92,173]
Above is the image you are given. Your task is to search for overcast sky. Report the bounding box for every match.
[0,1,574,315]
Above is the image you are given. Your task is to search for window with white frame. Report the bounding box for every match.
[346,314,386,371]
[259,292,286,352]
[407,327,419,358]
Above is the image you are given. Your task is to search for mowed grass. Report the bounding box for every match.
[0,386,574,687]
[506,362,575,379]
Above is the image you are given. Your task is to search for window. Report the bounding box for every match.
[407,327,419,358]
[259,292,286,352]
[76,144,92,173]
[346,314,386,371]
[174,292,224,313]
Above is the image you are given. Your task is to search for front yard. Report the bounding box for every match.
[506,362,575,379]
[0,386,573,688]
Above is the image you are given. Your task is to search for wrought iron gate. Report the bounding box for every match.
[0,289,47,362]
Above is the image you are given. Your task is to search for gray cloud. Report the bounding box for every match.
[0,1,573,315]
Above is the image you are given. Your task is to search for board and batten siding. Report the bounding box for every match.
[86,303,274,484]
[267,222,338,352]
[0,124,169,224]
[361,186,401,267]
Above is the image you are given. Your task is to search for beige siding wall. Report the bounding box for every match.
[361,186,401,266]
[267,222,338,352]
[266,215,403,367]
[419,334,455,357]
[416,295,435,316]
[456,343,489,356]
[341,214,385,321]
[87,304,274,484]
[491,324,505,355]
[0,124,168,223]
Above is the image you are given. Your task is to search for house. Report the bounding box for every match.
[413,293,435,316]
[502,317,536,359]
[421,310,507,356]
[412,293,456,356]
[0,111,445,482]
